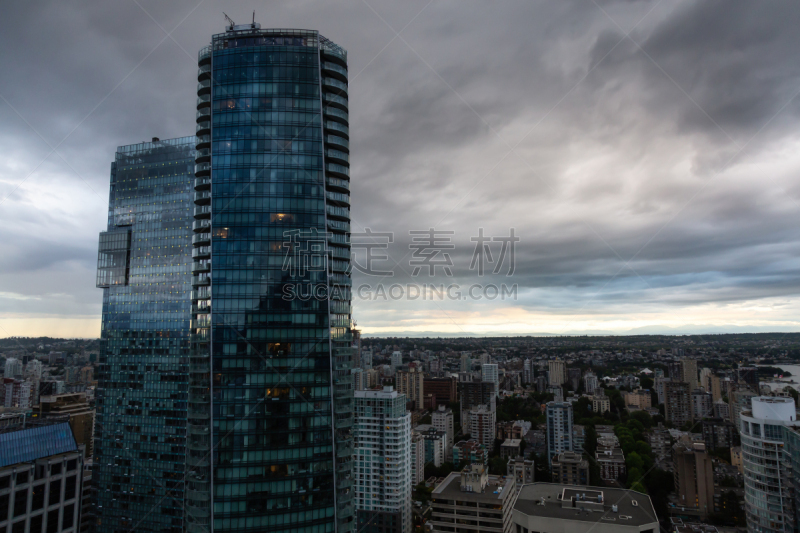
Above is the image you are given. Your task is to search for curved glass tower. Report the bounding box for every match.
[186,23,354,533]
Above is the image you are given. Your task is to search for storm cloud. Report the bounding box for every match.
[1,0,800,336]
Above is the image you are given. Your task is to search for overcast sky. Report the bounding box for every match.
[2,0,800,338]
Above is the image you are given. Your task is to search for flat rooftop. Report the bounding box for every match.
[432,472,514,503]
[514,483,658,527]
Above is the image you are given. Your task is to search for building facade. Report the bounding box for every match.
[740,397,800,533]
[94,136,195,533]
[432,406,454,459]
[545,402,573,463]
[354,388,412,533]
[551,451,588,486]
[184,26,355,533]
[665,381,691,427]
[547,359,566,387]
[468,406,496,449]
[396,369,424,411]
[673,438,715,520]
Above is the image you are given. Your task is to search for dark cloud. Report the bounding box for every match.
[1,0,800,334]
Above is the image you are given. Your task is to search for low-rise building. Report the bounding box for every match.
[572,425,586,452]
[591,394,610,414]
[0,422,85,533]
[501,439,522,459]
[595,446,626,484]
[452,440,488,466]
[512,484,658,533]
[429,464,517,533]
[551,451,588,486]
[507,457,534,488]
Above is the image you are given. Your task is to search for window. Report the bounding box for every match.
[50,464,61,476]
[12,520,25,533]
[752,424,761,438]
[64,476,76,501]
[48,481,60,506]
[46,509,59,533]
[66,460,77,472]
[30,514,43,533]
[31,485,44,511]
[0,476,9,490]
[16,471,28,485]
[0,494,9,522]
[13,489,27,517]
[62,504,75,530]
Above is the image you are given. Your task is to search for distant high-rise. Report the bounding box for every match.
[354,387,412,533]
[546,401,573,463]
[523,359,533,384]
[583,371,598,395]
[185,25,355,533]
[548,358,566,387]
[673,437,715,519]
[664,381,691,427]
[94,137,195,533]
[481,363,499,396]
[738,366,759,387]
[396,368,424,411]
[680,358,699,391]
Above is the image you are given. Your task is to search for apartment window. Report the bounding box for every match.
[48,481,61,506]
[31,485,44,511]
[13,490,27,517]
[62,504,75,530]
[29,514,43,533]
[50,464,62,477]
[16,471,28,485]
[46,510,59,533]
[64,477,76,501]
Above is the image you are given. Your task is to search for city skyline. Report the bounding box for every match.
[4,2,800,338]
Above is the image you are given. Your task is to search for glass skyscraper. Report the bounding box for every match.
[95,137,196,533]
[186,23,354,533]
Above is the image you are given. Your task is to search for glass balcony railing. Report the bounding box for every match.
[192,247,211,259]
[325,149,349,164]
[194,177,211,190]
[324,93,348,109]
[326,162,349,177]
[326,176,349,191]
[323,77,348,94]
[325,121,349,137]
[325,134,349,151]
[322,62,348,78]
[323,106,348,124]
[194,205,211,218]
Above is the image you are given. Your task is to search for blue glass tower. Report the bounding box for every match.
[94,137,196,533]
[186,23,354,533]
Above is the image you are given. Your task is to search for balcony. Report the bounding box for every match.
[323,106,348,125]
[191,276,210,286]
[191,261,210,273]
[322,61,348,81]
[194,205,211,218]
[325,134,349,151]
[326,205,349,220]
[195,162,211,176]
[198,64,211,81]
[324,120,349,138]
[198,45,211,65]
[196,108,211,123]
[192,233,210,246]
[192,247,211,260]
[194,177,211,191]
[323,77,348,96]
[324,92,348,110]
[325,149,349,164]
[194,190,211,205]
[326,176,349,192]
[326,191,350,206]
[196,120,210,136]
[197,94,211,109]
[196,134,211,149]
[326,162,349,178]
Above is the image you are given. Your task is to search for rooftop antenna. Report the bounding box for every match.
[223,13,235,30]
[252,10,256,25]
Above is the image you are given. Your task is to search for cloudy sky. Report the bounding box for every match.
[2,0,800,338]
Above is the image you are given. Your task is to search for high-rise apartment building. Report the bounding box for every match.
[459,353,471,373]
[583,371,598,395]
[673,437,715,519]
[184,25,355,533]
[738,367,759,387]
[548,359,566,387]
[396,368,424,411]
[423,377,457,406]
[680,358,699,391]
[481,364,499,397]
[410,432,425,487]
[691,388,714,420]
[740,397,800,533]
[94,136,194,533]
[664,381,691,427]
[468,405,496,449]
[391,351,403,368]
[3,358,22,379]
[523,359,532,385]
[432,405,454,458]
[459,381,496,425]
[354,387,412,533]
[546,401,573,463]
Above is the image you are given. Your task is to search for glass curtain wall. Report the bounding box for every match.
[95,137,195,533]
